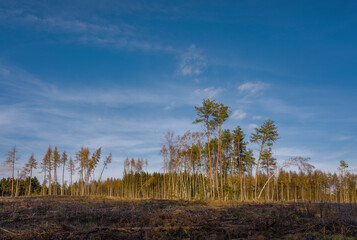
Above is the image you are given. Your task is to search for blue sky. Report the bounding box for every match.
[0,1,356,180]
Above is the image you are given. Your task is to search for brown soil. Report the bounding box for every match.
[0,197,356,239]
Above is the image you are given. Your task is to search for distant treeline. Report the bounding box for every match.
[0,177,41,196]
[99,168,357,202]
[1,98,356,202]
[0,169,356,203]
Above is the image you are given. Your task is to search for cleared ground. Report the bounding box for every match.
[0,196,356,239]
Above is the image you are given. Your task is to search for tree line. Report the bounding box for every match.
[1,98,356,202]
[2,145,112,197]
[155,99,355,201]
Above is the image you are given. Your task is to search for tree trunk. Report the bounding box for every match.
[54,165,57,195]
[266,162,270,201]
[70,172,73,196]
[218,123,223,200]
[237,138,243,201]
[42,170,46,196]
[28,168,32,196]
[15,170,19,197]
[11,159,14,197]
[206,120,212,199]
[255,143,265,200]
[48,166,52,196]
[61,164,65,196]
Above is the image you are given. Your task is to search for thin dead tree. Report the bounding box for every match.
[67,156,75,196]
[23,153,37,196]
[257,156,314,200]
[98,153,112,195]
[76,147,90,196]
[3,145,20,197]
[44,146,52,195]
[15,170,19,197]
[52,146,60,195]
[160,145,168,199]
[85,147,102,195]
[250,119,279,200]
[61,151,68,196]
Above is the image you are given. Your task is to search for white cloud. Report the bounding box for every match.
[252,115,262,120]
[178,44,207,76]
[0,108,20,125]
[0,62,56,94]
[336,136,352,141]
[258,98,315,120]
[82,136,143,149]
[194,87,222,99]
[248,123,258,129]
[276,147,315,158]
[46,87,164,106]
[0,62,176,107]
[238,81,269,94]
[231,109,247,120]
[0,10,174,52]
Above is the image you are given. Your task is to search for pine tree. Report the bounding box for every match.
[42,146,52,195]
[193,98,219,198]
[260,148,276,200]
[52,146,60,195]
[213,103,231,199]
[4,146,19,197]
[76,146,90,196]
[67,156,75,196]
[23,153,37,196]
[250,119,279,200]
[61,151,68,196]
[98,153,112,195]
[244,149,256,200]
[233,126,247,201]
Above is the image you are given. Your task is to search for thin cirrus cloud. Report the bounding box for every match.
[0,62,199,154]
[248,123,258,130]
[231,109,247,120]
[0,62,175,107]
[276,147,315,158]
[1,61,223,113]
[252,115,262,120]
[178,44,207,76]
[0,8,174,52]
[193,87,222,99]
[238,81,270,94]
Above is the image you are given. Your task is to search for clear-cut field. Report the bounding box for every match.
[0,197,356,239]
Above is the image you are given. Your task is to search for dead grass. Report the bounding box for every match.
[0,196,356,239]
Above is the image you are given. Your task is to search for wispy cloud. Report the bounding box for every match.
[0,8,174,52]
[0,62,174,107]
[248,123,258,130]
[194,87,221,99]
[234,81,315,121]
[276,147,315,158]
[238,81,269,94]
[336,136,353,141]
[258,98,315,120]
[45,87,165,106]
[178,44,207,76]
[231,109,247,120]
[0,62,56,94]
[252,115,262,120]
[0,108,21,125]
[0,62,204,180]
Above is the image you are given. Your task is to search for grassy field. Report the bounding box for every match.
[0,197,356,239]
